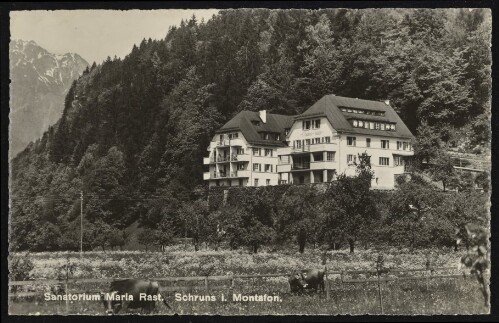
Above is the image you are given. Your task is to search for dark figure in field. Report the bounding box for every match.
[101,279,171,314]
[289,268,325,294]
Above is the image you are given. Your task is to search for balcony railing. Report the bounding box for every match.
[292,145,310,153]
[213,172,227,178]
[212,171,249,178]
[278,180,288,185]
[291,162,311,170]
[216,156,231,162]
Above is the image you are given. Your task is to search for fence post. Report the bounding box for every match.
[325,267,330,300]
[229,275,234,302]
[65,276,69,314]
[377,272,384,314]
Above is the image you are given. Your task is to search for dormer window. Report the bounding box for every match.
[251,120,261,126]
[285,129,290,136]
[312,119,320,129]
[264,133,270,140]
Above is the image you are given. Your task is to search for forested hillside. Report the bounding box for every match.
[10,9,491,251]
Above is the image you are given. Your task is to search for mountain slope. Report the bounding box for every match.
[9,40,89,158]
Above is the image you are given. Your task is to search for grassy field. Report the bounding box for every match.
[8,247,489,315]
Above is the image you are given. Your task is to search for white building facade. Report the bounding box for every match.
[203,95,415,189]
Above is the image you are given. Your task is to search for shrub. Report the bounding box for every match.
[9,253,34,281]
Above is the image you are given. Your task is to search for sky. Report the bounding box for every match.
[10,9,220,64]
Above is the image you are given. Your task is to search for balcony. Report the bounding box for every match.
[291,162,311,171]
[309,142,336,153]
[310,161,336,170]
[216,156,231,163]
[216,140,230,147]
[215,138,244,147]
[277,147,292,156]
[231,154,250,162]
[233,170,250,178]
[393,150,414,157]
[291,145,310,153]
[277,164,291,173]
[211,170,250,179]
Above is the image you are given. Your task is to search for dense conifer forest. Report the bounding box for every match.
[10,9,491,251]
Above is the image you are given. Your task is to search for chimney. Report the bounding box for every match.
[259,110,267,123]
[384,100,390,106]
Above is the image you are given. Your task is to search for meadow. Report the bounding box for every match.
[8,247,489,315]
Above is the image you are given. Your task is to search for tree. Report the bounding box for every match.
[297,226,307,253]
[385,181,455,250]
[459,223,489,307]
[414,121,442,164]
[137,228,152,252]
[275,185,320,253]
[475,171,489,192]
[323,172,379,253]
[430,152,458,192]
[152,216,175,252]
[355,152,375,187]
[178,199,216,251]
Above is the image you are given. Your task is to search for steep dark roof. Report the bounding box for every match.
[217,111,295,147]
[296,95,415,139]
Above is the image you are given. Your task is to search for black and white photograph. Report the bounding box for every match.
[5,4,493,316]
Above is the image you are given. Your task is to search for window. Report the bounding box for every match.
[228,132,239,139]
[347,154,356,164]
[276,134,281,141]
[237,148,244,155]
[369,122,375,130]
[390,124,396,131]
[381,140,390,149]
[364,122,369,129]
[358,120,364,128]
[379,157,389,166]
[394,156,404,166]
[254,179,259,186]
[397,141,402,150]
[303,120,311,130]
[253,148,261,156]
[314,137,321,144]
[285,129,290,136]
[327,152,335,161]
[353,120,358,127]
[324,136,331,143]
[380,123,386,131]
[251,120,261,126]
[266,179,270,186]
[264,133,270,140]
[347,136,356,146]
[305,139,311,146]
[403,142,408,150]
[253,163,261,172]
[237,163,245,170]
[265,164,273,172]
[265,149,273,157]
[313,152,323,162]
[375,123,381,130]
[366,138,371,148]
[312,119,321,129]
[295,140,302,148]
